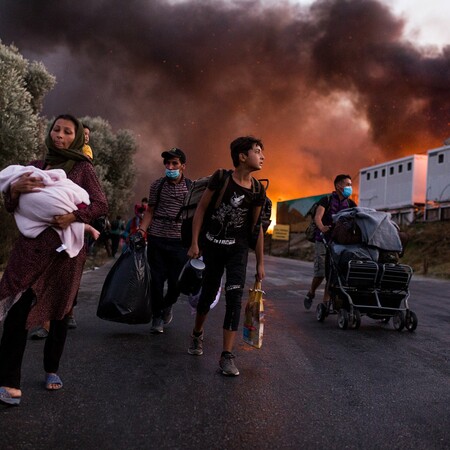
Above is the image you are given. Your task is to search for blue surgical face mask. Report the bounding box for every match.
[165,169,180,179]
[342,186,352,198]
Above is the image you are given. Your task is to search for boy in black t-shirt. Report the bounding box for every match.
[187,136,266,376]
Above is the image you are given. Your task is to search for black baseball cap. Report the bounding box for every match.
[161,147,186,164]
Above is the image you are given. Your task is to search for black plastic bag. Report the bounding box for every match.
[97,233,152,324]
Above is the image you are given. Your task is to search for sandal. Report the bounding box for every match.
[0,387,21,406]
[45,373,63,391]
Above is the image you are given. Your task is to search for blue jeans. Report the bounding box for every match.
[146,236,188,317]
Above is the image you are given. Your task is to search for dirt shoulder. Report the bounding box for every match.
[266,220,450,280]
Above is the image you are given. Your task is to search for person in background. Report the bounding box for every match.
[110,215,125,258]
[67,122,95,330]
[82,124,93,160]
[0,114,107,406]
[121,205,146,253]
[304,174,356,310]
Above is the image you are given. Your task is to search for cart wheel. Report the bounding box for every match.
[393,312,405,331]
[316,303,326,322]
[337,309,349,330]
[405,311,418,332]
[351,309,361,329]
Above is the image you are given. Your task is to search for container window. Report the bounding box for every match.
[407,162,412,171]
[382,168,386,177]
[398,164,403,173]
[366,172,371,181]
[374,170,378,179]
[438,154,444,163]
[389,167,394,175]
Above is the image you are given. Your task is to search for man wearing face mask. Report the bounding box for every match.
[138,148,191,334]
[304,174,357,310]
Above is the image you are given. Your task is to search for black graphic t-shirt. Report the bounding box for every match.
[205,170,265,247]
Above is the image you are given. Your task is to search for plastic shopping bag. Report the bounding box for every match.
[243,280,265,348]
[97,233,152,324]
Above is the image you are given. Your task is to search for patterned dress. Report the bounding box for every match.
[0,160,108,328]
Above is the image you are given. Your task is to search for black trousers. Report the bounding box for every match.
[147,235,189,317]
[110,233,121,257]
[197,243,249,331]
[0,289,69,389]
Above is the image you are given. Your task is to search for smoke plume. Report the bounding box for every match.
[1,0,448,205]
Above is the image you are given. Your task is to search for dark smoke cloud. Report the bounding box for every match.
[1,0,448,204]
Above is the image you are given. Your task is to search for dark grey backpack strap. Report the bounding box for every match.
[213,169,232,209]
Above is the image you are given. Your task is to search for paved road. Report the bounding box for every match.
[1,254,449,449]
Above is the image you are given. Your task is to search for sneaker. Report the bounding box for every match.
[219,353,240,376]
[304,292,315,310]
[67,316,77,329]
[188,333,203,355]
[150,317,164,334]
[29,327,49,340]
[162,306,173,325]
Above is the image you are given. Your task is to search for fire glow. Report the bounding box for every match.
[0,0,448,207]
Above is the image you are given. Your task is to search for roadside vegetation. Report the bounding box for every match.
[399,221,450,279]
[266,220,450,280]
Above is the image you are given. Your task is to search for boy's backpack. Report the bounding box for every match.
[260,196,272,234]
[304,195,331,242]
[178,169,232,248]
[249,179,272,250]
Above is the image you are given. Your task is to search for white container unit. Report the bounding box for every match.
[426,145,450,203]
[425,145,450,221]
[359,155,428,210]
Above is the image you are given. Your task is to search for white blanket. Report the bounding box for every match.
[0,165,91,258]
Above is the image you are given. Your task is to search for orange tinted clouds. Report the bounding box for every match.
[0,0,448,202]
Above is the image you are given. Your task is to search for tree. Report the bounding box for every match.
[0,41,55,267]
[0,41,55,168]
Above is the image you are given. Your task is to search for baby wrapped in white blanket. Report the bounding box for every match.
[0,165,98,258]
